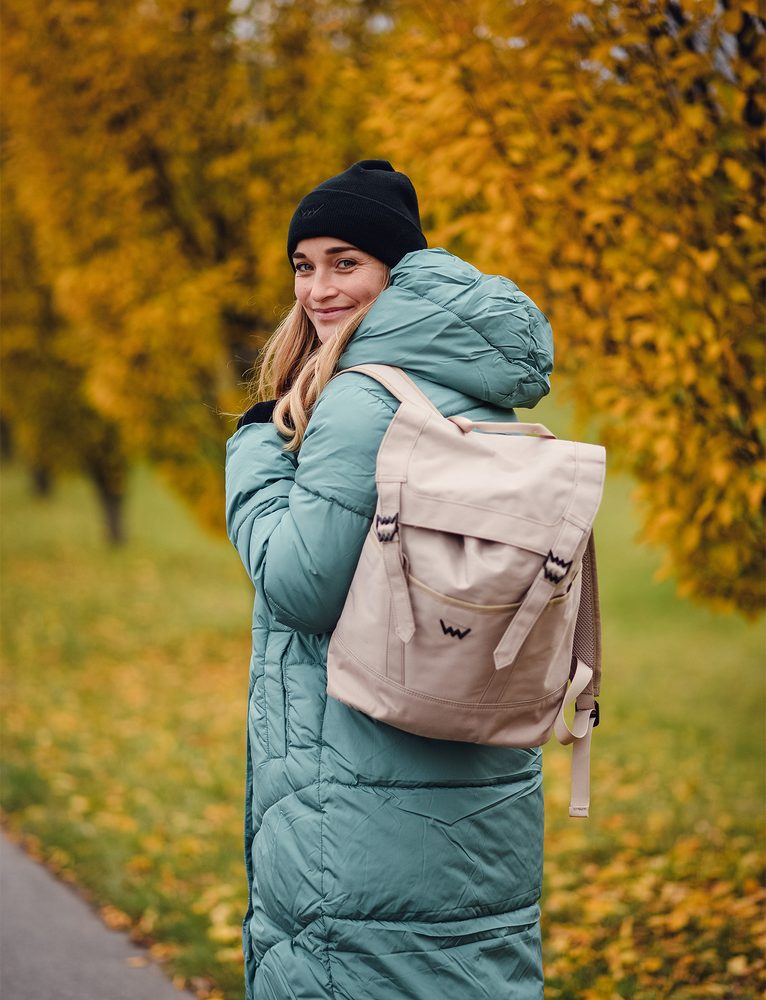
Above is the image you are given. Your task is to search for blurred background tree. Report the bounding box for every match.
[2,0,254,530]
[1,0,763,615]
[1,0,393,530]
[1,153,128,542]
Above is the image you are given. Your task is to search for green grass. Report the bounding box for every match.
[1,457,764,1000]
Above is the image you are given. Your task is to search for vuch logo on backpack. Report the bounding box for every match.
[440,619,471,640]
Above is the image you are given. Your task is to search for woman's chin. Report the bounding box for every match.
[314,316,349,342]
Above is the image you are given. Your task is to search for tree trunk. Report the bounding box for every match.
[0,417,13,461]
[97,483,125,546]
[31,464,53,496]
[86,432,128,546]
[88,466,125,546]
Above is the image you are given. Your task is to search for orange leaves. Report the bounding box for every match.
[691,248,720,274]
[543,799,766,999]
[722,158,753,191]
[2,0,257,536]
[100,903,133,931]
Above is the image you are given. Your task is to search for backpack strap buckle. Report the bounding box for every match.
[554,658,598,818]
[375,511,399,542]
[590,701,600,729]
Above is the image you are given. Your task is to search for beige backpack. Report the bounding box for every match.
[327,364,606,817]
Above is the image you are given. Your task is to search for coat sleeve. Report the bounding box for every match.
[225,376,397,634]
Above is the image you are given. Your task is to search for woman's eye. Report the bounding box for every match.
[337,258,357,269]
[294,262,312,272]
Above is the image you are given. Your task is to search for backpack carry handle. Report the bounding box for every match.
[338,365,556,439]
[448,415,556,438]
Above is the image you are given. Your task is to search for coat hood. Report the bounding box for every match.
[338,248,553,410]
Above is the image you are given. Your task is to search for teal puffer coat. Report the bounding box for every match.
[225,249,554,1000]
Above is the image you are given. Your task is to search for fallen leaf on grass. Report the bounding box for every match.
[100,904,132,930]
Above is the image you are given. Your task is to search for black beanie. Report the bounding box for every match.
[286,159,427,270]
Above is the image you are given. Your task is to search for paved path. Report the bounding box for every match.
[1,830,198,1000]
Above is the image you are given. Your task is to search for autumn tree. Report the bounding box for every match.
[1,0,255,529]
[1,0,393,531]
[367,0,765,616]
[1,159,129,542]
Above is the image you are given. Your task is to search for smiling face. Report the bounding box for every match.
[292,237,389,343]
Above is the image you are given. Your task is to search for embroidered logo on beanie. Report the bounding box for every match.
[299,203,325,219]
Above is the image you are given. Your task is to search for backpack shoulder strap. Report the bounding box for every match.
[573,532,602,698]
[336,364,442,417]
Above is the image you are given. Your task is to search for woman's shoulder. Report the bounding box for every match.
[298,372,400,463]
[316,370,400,419]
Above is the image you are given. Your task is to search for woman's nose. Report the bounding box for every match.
[310,271,339,302]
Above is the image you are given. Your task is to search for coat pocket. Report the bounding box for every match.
[259,629,290,759]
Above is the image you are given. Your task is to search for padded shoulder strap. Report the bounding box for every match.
[573,532,601,698]
[336,364,442,417]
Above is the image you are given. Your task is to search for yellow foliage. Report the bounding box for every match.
[1,0,393,535]
[368,0,766,617]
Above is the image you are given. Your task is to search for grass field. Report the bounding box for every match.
[1,451,764,999]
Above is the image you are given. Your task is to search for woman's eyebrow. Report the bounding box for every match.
[291,246,359,260]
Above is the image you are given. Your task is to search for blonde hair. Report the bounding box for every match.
[251,268,390,452]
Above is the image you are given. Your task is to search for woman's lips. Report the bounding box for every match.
[313,307,352,320]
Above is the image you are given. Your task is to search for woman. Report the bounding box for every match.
[225,160,553,999]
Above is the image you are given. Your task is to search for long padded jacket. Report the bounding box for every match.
[225,248,554,1000]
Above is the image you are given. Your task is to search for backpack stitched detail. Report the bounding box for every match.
[375,512,399,542]
[543,551,573,584]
